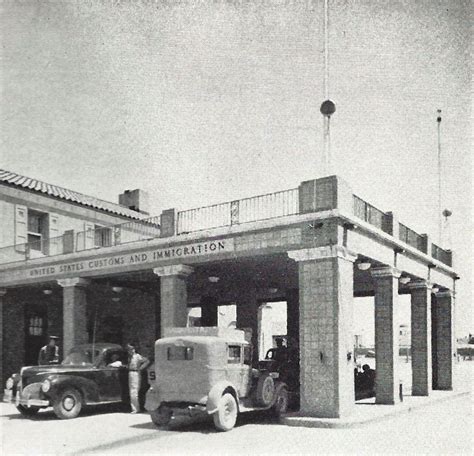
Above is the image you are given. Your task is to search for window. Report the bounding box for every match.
[227,345,241,364]
[94,225,112,247]
[167,346,194,361]
[27,210,48,252]
[28,316,44,336]
[105,350,127,364]
[63,349,101,366]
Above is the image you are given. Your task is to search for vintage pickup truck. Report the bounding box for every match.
[145,327,289,431]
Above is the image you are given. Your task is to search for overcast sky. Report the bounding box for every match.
[1,0,471,334]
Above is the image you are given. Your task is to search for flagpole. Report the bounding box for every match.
[320,0,335,176]
[437,109,442,244]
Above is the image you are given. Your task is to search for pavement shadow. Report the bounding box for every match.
[131,414,215,434]
[3,403,130,421]
[131,409,281,434]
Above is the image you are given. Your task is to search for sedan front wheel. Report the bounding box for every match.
[53,388,83,419]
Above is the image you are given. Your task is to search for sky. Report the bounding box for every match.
[1,0,472,335]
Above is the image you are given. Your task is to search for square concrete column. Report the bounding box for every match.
[286,288,299,344]
[153,265,194,334]
[288,246,356,418]
[236,280,259,362]
[57,278,90,356]
[432,291,453,390]
[371,266,401,405]
[408,280,432,396]
[200,296,218,327]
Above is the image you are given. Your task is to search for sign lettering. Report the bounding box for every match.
[23,239,232,281]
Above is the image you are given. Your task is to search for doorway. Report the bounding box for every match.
[24,304,47,365]
[257,301,287,360]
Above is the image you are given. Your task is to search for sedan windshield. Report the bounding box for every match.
[62,349,101,366]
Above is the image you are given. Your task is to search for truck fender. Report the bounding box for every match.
[206,381,239,415]
[145,387,161,412]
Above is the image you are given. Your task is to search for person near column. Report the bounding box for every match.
[38,336,60,365]
[126,343,150,413]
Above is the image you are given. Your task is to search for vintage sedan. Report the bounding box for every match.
[3,343,129,419]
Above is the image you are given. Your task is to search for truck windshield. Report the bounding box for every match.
[62,349,101,366]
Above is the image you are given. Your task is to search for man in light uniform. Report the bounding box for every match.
[126,343,150,413]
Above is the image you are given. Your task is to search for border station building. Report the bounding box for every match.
[0,168,459,418]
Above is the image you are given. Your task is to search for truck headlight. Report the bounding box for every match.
[41,379,51,393]
[5,378,14,389]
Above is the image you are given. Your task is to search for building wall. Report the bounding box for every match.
[0,184,139,263]
[0,200,15,248]
[2,293,25,384]
[86,285,158,361]
[2,288,61,384]
[1,283,159,386]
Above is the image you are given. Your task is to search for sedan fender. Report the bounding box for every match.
[47,375,100,404]
[206,381,239,415]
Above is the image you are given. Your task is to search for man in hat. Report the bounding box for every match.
[38,336,60,365]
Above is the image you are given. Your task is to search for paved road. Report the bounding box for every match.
[1,363,472,455]
[1,393,472,455]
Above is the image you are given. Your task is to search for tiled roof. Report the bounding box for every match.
[0,169,145,219]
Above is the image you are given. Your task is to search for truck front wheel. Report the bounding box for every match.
[150,406,172,427]
[272,385,289,416]
[255,374,275,407]
[213,393,238,432]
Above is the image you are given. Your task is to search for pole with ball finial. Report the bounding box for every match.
[320,0,336,176]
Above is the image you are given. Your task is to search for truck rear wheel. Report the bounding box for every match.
[150,406,172,427]
[255,374,275,407]
[213,393,238,432]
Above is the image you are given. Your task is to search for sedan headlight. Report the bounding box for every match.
[5,377,14,390]
[41,379,51,393]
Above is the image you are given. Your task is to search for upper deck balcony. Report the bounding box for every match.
[0,175,453,273]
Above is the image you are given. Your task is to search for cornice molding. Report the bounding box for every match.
[434,290,452,299]
[407,280,434,290]
[153,265,194,277]
[57,278,90,288]
[371,266,402,279]
[288,245,357,263]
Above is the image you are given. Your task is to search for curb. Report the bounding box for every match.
[281,390,470,429]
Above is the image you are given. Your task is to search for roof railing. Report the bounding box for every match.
[353,195,387,233]
[176,188,299,234]
[399,223,426,253]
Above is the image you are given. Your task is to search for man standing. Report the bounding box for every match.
[38,336,60,365]
[273,337,288,366]
[126,343,150,414]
